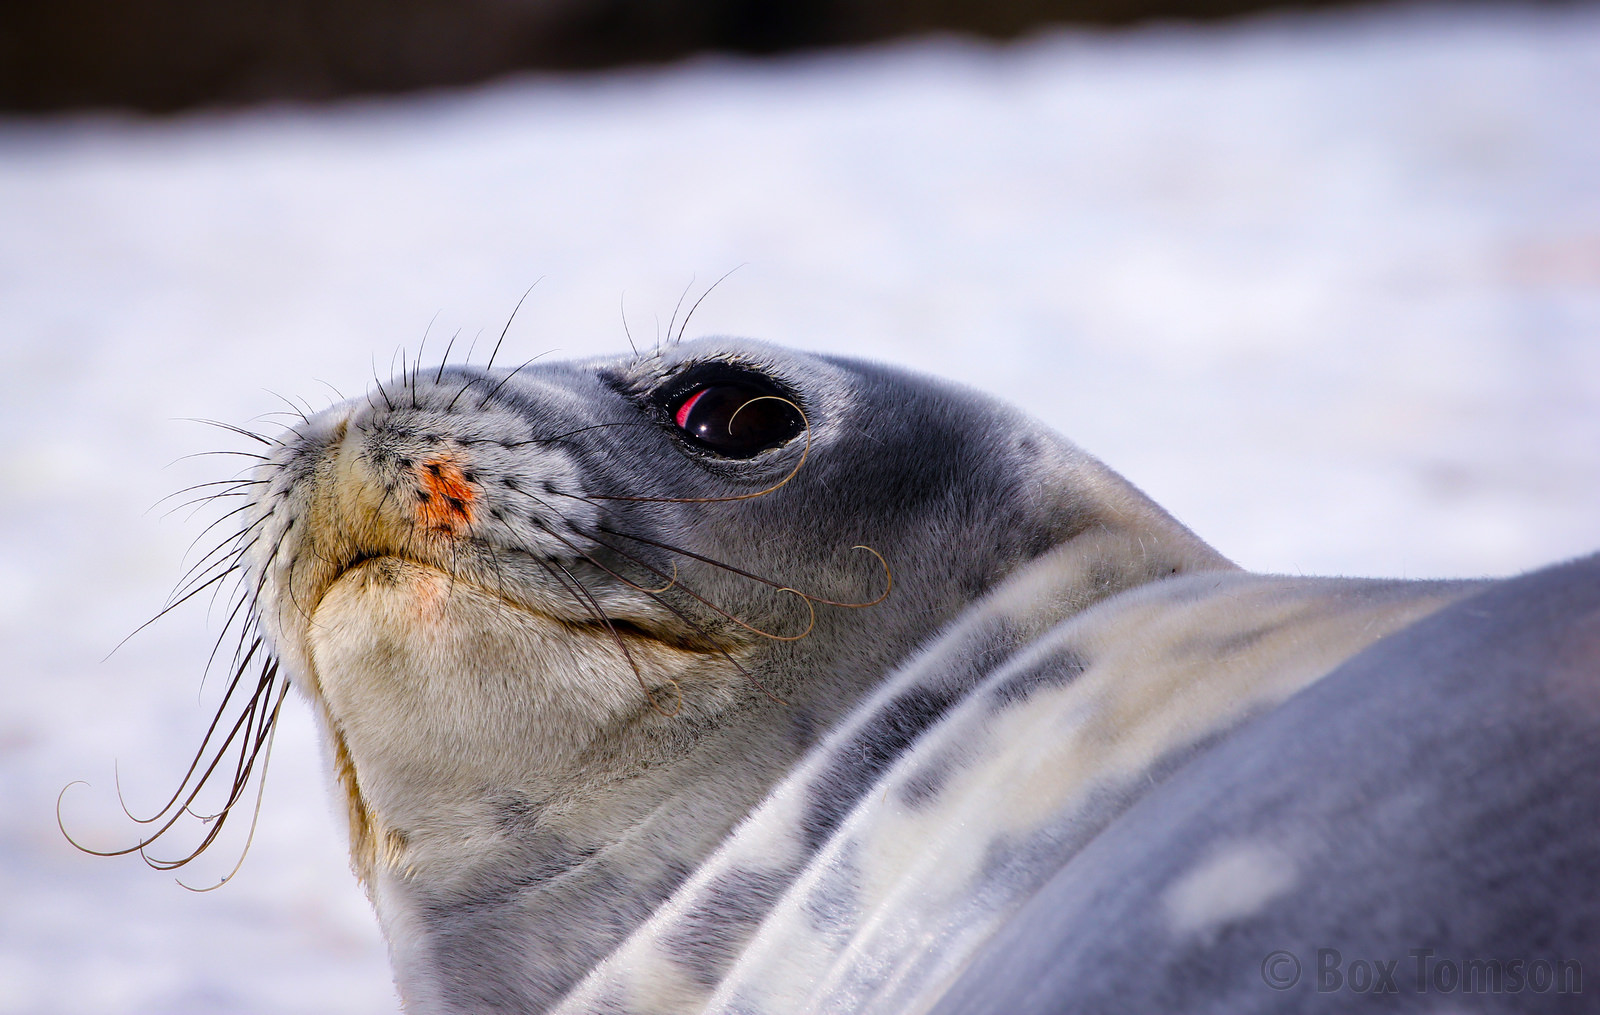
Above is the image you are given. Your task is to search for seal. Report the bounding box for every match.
[114,337,1600,1014]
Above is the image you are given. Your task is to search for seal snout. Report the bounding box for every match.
[252,380,604,645]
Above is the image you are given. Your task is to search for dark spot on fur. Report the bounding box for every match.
[788,706,819,753]
[803,841,861,945]
[801,684,965,853]
[988,649,1090,711]
[494,794,543,830]
[416,489,431,502]
[899,749,956,808]
[1211,622,1284,658]
[462,470,478,483]
[664,866,792,987]
[543,480,559,494]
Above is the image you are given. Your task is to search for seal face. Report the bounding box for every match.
[198,337,1595,1015]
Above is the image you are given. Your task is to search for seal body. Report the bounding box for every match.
[237,338,1598,1014]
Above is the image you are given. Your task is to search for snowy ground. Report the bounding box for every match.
[2,4,1598,1012]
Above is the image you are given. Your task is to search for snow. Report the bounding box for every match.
[2,4,1597,1011]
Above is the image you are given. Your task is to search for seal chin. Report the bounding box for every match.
[304,554,745,879]
[311,556,687,727]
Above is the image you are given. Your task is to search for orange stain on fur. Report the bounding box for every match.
[416,457,476,534]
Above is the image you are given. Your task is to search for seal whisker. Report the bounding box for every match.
[389,346,404,399]
[172,449,270,464]
[524,513,814,643]
[177,678,286,893]
[60,657,280,865]
[463,328,485,368]
[673,264,744,346]
[434,329,462,385]
[200,579,266,681]
[620,291,638,358]
[485,280,542,374]
[165,537,253,625]
[540,556,683,718]
[110,639,264,824]
[179,668,276,825]
[484,512,789,706]
[593,528,892,609]
[162,488,257,521]
[179,418,282,447]
[151,478,268,513]
[173,509,266,589]
[371,354,396,412]
[105,564,244,662]
[152,660,282,859]
[476,351,557,410]
[263,390,312,426]
[411,313,437,407]
[664,276,695,351]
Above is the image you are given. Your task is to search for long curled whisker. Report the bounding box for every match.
[527,514,814,643]
[178,678,285,893]
[110,638,266,824]
[593,527,892,609]
[540,556,683,718]
[59,658,280,865]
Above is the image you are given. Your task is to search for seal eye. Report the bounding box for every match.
[672,380,804,458]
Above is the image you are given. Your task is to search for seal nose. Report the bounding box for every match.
[317,396,492,560]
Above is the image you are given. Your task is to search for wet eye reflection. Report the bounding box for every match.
[673,382,804,458]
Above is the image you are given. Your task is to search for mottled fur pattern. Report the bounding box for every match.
[554,567,1474,1015]
[239,338,1589,1014]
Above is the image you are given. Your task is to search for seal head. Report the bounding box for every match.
[241,337,1230,1012]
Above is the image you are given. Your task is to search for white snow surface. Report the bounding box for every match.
[3,4,1598,1012]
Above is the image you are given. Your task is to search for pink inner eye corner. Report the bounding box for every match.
[675,388,707,429]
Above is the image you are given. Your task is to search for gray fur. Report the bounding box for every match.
[929,551,1600,1015]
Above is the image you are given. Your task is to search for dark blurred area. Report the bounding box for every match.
[0,0,1385,114]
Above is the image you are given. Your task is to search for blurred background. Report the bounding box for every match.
[2,0,1598,1012]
